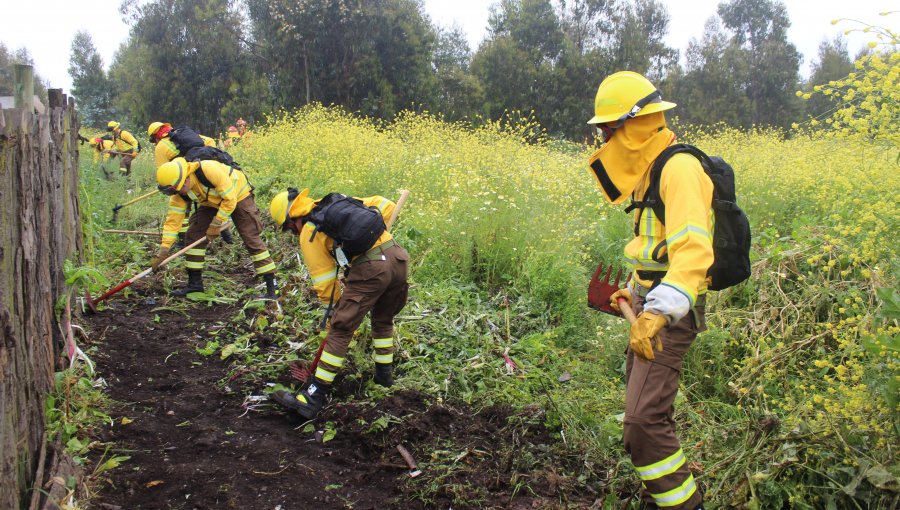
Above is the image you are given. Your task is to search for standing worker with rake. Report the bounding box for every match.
[267,188,409,420]
[152,157,277,299]
[106,121,141,176]
[586,71,712,510]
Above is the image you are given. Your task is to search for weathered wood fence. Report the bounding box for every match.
[1,66,83,510]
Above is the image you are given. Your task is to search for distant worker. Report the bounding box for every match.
[148,122,216,167]
[152,157,277,299]
[234,117,252,146]
[224,125,240,148]
[89,135,115,165]
[148,121,237,247]
[267,189,408,420]
[106,121,141,176]
[587,71,711,510]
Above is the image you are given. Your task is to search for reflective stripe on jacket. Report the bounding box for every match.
[624,151,714,305]
[299,196,395,304]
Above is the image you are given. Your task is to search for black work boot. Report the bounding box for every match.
[261,273,278,299]
[373,363,393,387]
[171,270,204,297]
[271,381,329,420]
[173,232,186,251]
[221,227,234,244]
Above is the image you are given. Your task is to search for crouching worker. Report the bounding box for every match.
[268,188,409,420]
[152,157,277,299]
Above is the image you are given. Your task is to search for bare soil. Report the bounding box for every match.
[84,282,602,510]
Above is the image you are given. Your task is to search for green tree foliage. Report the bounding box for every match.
[669,0,802,129]
[673,18,752,127]
[246,0,438,119]
[109,0,256,135]
[68,31,114,128]
[716,0,802,128]
[433,24,484,121]
[803,36,854,120]
[610,0,677,80]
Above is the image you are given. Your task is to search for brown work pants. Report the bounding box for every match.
[320,244,409,373]
[119,153,135,175]
[624,295,706,510]
[183,195,275,275]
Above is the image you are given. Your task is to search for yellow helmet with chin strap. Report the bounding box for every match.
[269,188,311,228]
[107,120,120,131]
[587,71,676,125]
[156,157,192,193]
[148,121,166,137]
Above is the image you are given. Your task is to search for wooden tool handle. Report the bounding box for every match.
[385,189,410,231]
[619,298,638,324]
[396,445,418,470]
[154,221,233,271]
[119,189,160,208]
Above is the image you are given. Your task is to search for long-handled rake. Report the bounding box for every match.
[112,189,160,223]
[291,189,411,384]
[588,261,637,324]
[83,222,230,312]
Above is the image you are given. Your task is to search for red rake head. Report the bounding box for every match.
[588,262,630,317]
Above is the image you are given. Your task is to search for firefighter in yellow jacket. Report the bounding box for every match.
[148,121,232,247]
[587,71,711,510]
[89,136,115,164]
[151,157,277,299]
[148,122,216,167]
[106,121,141,175]
[267,189,409,419]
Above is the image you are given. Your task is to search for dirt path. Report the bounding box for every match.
[85,286,599,509]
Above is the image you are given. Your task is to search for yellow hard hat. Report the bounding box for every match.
[269,188,311,228]
[586,71,676,125]
[156,157,191,192]
[107,120,120,131]
[148,121,169,137]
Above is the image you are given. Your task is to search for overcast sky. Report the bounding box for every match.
[0,0,894,93]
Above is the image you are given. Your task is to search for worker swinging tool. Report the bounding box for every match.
[267,188,411,420]
[153,157,277,299]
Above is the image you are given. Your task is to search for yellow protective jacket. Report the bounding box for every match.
[589,112,713,323]
[112,129,140,154]
[296,196,396,305]
[91,139,114,163]
[160,160,252,248]
[154,133,216,167]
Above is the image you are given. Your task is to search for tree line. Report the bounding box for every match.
[64,0,858,140]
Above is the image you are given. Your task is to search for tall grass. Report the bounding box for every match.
[78,105,899,507]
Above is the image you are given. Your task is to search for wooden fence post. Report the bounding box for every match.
[13,64,34,111]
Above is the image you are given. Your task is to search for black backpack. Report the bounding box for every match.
[305,193,386,259]
[627,143,751,291]
[168,125,206,154]
[183,146,241,169]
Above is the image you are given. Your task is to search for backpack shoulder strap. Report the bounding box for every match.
[626,144,689,226]
[193,166,213,189]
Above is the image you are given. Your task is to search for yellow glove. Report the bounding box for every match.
[609,288,633,313]
[629,312,668,361]
[151,247,171,272]
[206,218,225,241]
